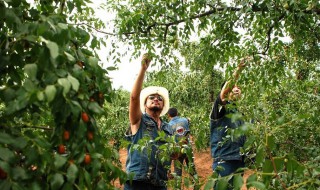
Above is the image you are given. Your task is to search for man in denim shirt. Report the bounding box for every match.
[124,53,172,190]
[210,58,249,189]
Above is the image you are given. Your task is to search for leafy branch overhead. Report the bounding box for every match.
[107,0,320,65]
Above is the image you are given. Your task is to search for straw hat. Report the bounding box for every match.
[140,86,170,116]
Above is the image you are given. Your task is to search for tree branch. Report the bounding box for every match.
[69,22,118,35]
[163,24,169,42]
[267,146,288,190]
[22,125,52,130]
[262,13,286,55]
[74,5,319,37]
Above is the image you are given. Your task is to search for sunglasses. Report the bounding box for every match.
[148,95,163,101]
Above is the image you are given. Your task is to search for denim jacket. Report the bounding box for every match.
[209,93,246,162]
[125,113,172,186]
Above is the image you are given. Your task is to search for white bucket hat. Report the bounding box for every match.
[140,86,170,116]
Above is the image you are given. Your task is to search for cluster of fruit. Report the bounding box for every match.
[55,60,106,166]
[56,112,94,165]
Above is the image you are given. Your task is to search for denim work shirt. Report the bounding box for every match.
[168,116,190,143]
[209,93,246,162]
[125,113,172,186]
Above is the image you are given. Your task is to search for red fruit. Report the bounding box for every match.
[81,112,89,123]
[0,167,7,179]
[58,144,66,154]
[77,61,84,68]
[87,131,94,141]
[63,130,70,141]
[84,154,91,165]
[170,152,180,160]
[98,92,103,99]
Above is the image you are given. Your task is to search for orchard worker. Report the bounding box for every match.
[209,57,249,189]
[124,53,173,190]
[168,107,196,177]
[167,107,198,189]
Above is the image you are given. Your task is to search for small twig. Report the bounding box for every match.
[267,147,288,190]
[22,125,52,130]
[69,22,118,35]
[263,13,286,54]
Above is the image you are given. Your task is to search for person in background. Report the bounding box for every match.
[168,107,197,189]
[209,57,249,189]
[124,53,172,190]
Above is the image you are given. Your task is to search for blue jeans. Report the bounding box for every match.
[124,180,167,190]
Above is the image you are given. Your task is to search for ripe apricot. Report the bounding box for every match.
[81,112,89,123]
[0,167,7,179]
[98,92,103,99]
[87,131,94,141]
[84,154,91,165]
[170,152,180,160]
[58,144,66,154]
[63,130,70,141]
[68,160,74,165]
[77,61,84,68]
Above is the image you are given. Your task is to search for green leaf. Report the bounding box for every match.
[30,182,41,190]
[11,136,27,149]
[54,154,67,169]
[262,160,273,185]
[216,178,228,190]
[67,75,79,92]
[88,56,98,67]
[58,23,68,30]
[23,79,36,92]
[58,78,71,96]
[47,41,59,59]
[0,180,12,190]
[12,167,28,180]
[88,102,104,114]
[266,134,276,151]
[2,87,15,102]
[41,37,59,59]
[64,52,75,62]
[83,169,92,188]
[37,91,44,101]
[70,100,82,116]
[0,132,14,144]
[0,147,15,162]
[24,64,37,80]
[45,85,57,102]
[273,157,284,171]
[50,173,64,190]
[67,164,78,183]
[246,173,257,183]
[255,145,265,165]
[233,174,243,189]
[246,181,266,190]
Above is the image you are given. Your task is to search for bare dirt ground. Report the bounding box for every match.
[114,147,253,190]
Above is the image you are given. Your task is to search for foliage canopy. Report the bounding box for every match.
[1,0,320,189]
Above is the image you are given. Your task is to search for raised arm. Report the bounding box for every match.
[220,57,248,103]
[129,53,151,135]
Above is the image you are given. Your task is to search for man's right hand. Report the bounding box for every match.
[238,56,252,69]
[141,53,151,70]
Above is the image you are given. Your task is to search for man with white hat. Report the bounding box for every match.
[124,53,172,190]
